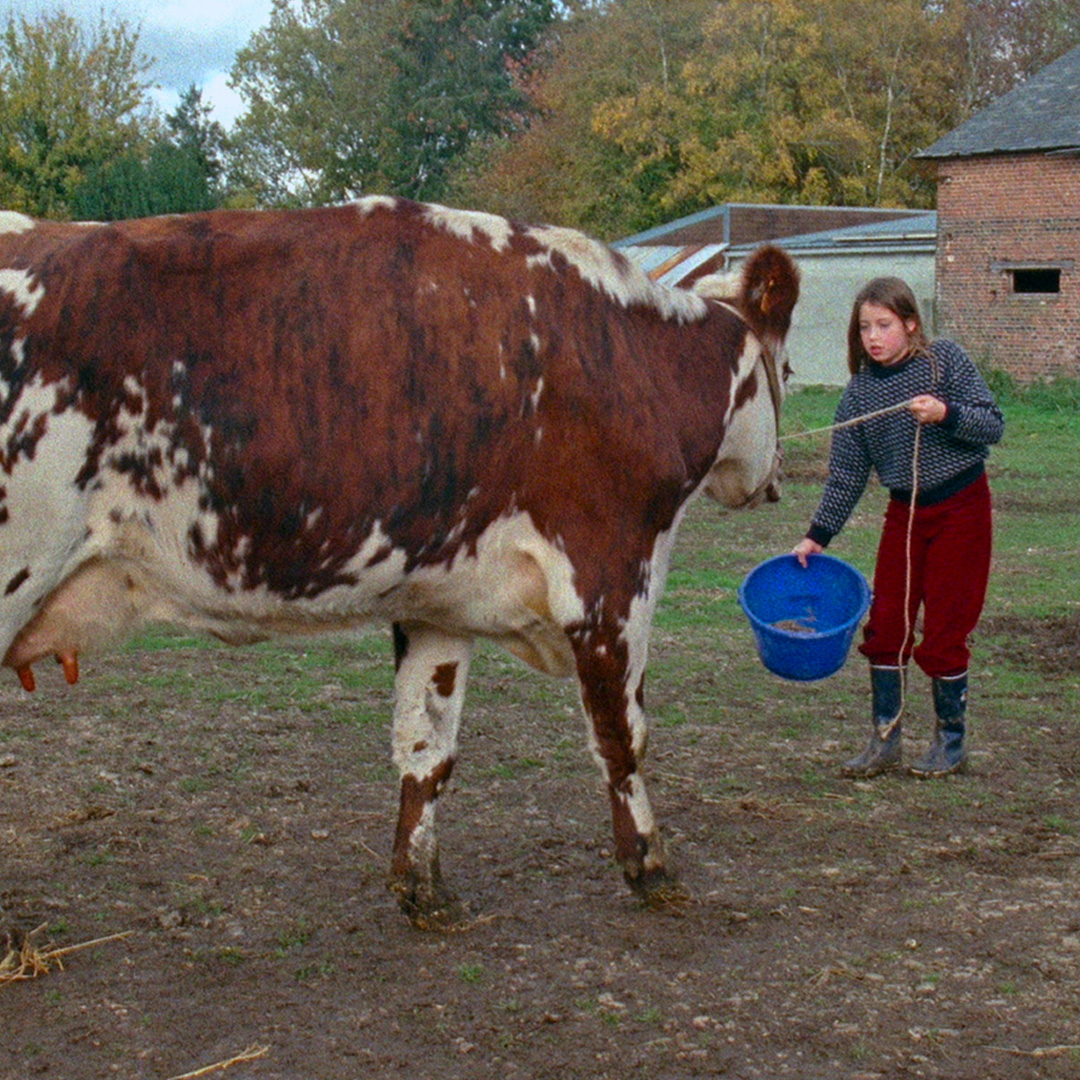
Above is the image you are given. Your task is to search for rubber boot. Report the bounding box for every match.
[842,666,904,778]
[910,672,968,777]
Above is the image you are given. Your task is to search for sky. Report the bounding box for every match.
[4,1,276,128]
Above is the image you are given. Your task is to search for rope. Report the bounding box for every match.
[882,421,921,736]
[778,398,915,442]
[782,397,923,733]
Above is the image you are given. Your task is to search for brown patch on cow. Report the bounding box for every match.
[1,410,48,473]
[432,662,457,698]
[365,543,394,567]
[572,628,636,790]
[608,783,649,869]
[733,366,759,411]
[412,740,428,753]
[4,566,29,595]
[391,757,456,876]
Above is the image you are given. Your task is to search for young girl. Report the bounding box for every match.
[793,277,1004,778]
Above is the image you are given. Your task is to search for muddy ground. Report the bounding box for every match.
[2,565,1078,1079]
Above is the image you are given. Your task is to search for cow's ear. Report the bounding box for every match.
[740,245,799,339]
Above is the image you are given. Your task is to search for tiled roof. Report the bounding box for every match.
[919,44,1080,158]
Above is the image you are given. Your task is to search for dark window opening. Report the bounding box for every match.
[1012,268,1061,294]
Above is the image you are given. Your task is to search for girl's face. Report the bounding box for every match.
[859,301,918,366]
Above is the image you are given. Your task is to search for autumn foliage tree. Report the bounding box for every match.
[3,0,1077,230]
[446,0,715,234]
[451,0,1080,236]
[0,11,153,218]
[221,0,1080,226]
[624,0,970,210]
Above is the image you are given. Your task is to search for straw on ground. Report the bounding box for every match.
[0,925,133,984]
[165,1044,271,1079]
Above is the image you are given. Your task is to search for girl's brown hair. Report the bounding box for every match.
[847,277,930,375]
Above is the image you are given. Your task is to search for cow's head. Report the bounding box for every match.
[696,245,798,508]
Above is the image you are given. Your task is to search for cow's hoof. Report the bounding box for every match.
[626,867,691,911]
[406,899,470,932]
[389,876,468,931]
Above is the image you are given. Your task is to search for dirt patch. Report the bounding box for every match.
[2,616,1079,1080]
[979,612,1080,676]
[780,456,831,483]
[990,489,1080,515]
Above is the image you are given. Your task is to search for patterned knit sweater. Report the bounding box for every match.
[806,340,1005,547]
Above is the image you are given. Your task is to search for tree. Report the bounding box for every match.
[165,85,229,194]
[456,0,1080,232]
[953,0,1080,112]
[73,88,229,220]
[227,0,558,206]
[448,0,714,236]
[228,0,392,206]
[583,0,972,211]
[379,0,558,198]
[0,10,154,218]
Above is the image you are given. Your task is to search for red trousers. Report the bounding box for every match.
[858,474,992,678]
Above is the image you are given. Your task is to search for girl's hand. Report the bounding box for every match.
[910,394,947,424]
[792,538,823,568]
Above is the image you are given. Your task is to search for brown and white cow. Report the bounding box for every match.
[0,197,797,925]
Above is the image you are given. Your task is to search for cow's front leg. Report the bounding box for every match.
[388,622,473,928]
[571,619,683,905]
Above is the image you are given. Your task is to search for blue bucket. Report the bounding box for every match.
[738,554,871,682]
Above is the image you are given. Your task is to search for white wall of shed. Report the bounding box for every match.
[727,250,936,387]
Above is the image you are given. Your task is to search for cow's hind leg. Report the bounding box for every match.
[571,618,685,907]
[388,623,473,928]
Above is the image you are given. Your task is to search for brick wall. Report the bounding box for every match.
[934,153,1080,381]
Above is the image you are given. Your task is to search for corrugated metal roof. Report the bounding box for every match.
[618,212,937,286]
[615,203,922,249]
[619,243,727,287]
[919,44,1080,159]
[732,212,937,255]
[616,206,732,247]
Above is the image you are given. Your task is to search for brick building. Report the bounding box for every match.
[918,45,1080,381]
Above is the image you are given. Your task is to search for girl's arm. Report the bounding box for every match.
[933,341,1006,445]
[795,387,873,556]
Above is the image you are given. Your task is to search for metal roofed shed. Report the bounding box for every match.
[616,206,937,386]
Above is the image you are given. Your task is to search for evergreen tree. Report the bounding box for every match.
[73,87,229,220]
